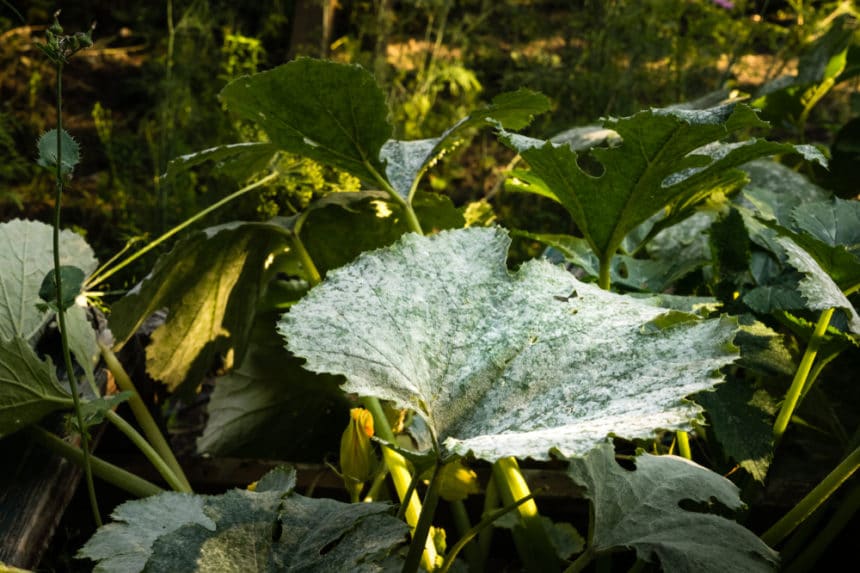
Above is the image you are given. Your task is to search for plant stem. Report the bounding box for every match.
[104,410,190,493]
[783,481,860,573]
[564,547,596,573]
[362,396,436,569]
[98,340,192,491]
[439,493,538,573]
[676,430,692,460]
[479,470,500,564]
[291,232,322,286]
[403,462,443,573]
[493,456,560,573]
[26,426,163,498]
[86,172,279,288]
[773,308,834,442]
[761,445,859,547]
[52,60,101,527]
[364,159,424,235]
[598,256,611,291]
[450,499,483,573]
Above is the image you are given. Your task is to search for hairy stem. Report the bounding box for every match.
[52,61,101,527]
[26,426,163,498]
[676,430,692,460]
[773,307,834,441]
[364,159,424,235]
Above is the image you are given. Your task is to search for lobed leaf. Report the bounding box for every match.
[566,443,778,572]
[500,104,823,268]
[78,467,409,573]
[281,227,739,461]
[164,142,278,182]
[0,336,74,438]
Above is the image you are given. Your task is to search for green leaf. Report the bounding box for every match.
[36,128,80,175]
[70,392,134,432]
[694,374,776,483]
[566,443,778,572]
[500,104,821,270]
[0,336,74,438]
[220,58,391,185]
[0,219,97,342]
[777,236,860,333]
[164,142,278,182]
[520,231,704,292]
[741,161,831,226]
[197,313,347,459]
[78,467,409,573]
[65,305,100,389]
[381,89,550,199]
[37,265,86,312]
[109,222,287,393]
[281,228,739,461]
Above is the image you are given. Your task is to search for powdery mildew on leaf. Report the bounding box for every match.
[281,227,739,461]
[566,443,778,572]
[0,219,96,342]
[79,467,408,573]
[778,236,860,333]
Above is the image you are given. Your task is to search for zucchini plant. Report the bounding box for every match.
[1,47,857,572]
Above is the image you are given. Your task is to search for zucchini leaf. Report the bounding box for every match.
[566,443,778,572]
[281,227,739,461]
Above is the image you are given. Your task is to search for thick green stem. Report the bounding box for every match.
[26,426,163,498]
[493,457,560,573]
[773,308,835,442]
[87,172,279,288]
[564,547,596,573]
[676,430,692,460]
[98,341,192,491]
[53,61,101,527]
[104,411,190,493]
[598,256,611,291]
[362,397,436,569]
[761,445,859,547]
[403,462,443,573]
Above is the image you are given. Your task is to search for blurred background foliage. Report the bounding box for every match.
[0,0,857,285]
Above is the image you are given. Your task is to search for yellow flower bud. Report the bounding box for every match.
[438,460,480,502]
[340,408,376,500]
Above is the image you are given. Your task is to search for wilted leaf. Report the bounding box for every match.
[0,219,97,342]
[0,336,73,438]
[566,443,778,572]
[220,58,391,184]
[281,228,739,461]
[110,222,286,393]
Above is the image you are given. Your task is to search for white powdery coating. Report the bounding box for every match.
[281,227,738,461]
[779,236,860,333]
